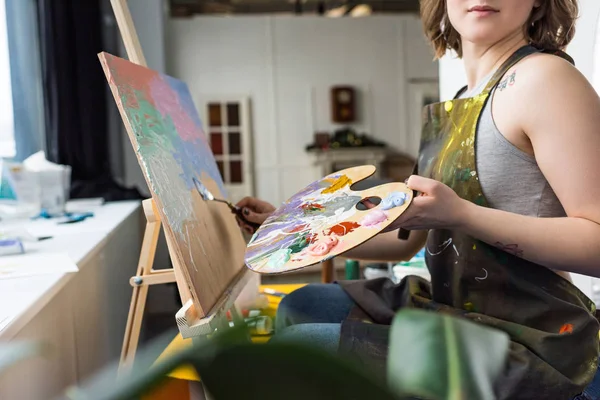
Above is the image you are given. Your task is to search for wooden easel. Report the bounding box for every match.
[111,0,335,372]
[119,199,177,371]
[109,0,250,373]
[110,0,191,372]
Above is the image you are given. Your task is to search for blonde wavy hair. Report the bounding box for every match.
[420,0,579,59]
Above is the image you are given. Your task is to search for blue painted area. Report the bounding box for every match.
[164,75,204,131]
[149,74,227,198]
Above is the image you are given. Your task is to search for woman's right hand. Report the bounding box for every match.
[235,197,276,233]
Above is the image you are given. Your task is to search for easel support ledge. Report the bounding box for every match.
[175,267,255,338]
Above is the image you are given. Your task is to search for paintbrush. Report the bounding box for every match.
[193,178,262,232]
[398,188,418,240]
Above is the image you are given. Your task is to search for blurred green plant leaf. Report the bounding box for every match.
[66,310,512,400]
[387,309,510,400]
[65,325,399,400]
[193,341,400,400]
[64,327,248,400]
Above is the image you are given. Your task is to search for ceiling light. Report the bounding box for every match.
[350,4,372,17]
[326,4,348,17]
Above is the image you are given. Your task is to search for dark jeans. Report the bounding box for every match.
[273,283,600,400]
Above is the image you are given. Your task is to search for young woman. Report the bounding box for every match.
[237,1,600,398]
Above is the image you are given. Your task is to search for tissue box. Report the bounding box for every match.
[38,168,71,215]
[23,151,71,215]
[1,152,71,216]
[1,161,41,203]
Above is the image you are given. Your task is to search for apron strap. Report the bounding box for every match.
[542,48,575,66]
[413,46,575,177]
[482,45,540,93]
[453,85,468,100]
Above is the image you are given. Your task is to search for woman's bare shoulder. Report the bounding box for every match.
[510,52,590,93]
[494,51,599,123]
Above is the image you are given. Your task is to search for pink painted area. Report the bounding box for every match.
[148,77,203,143]
[102,54,158,110]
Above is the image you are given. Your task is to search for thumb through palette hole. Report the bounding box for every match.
[356,196,382,211]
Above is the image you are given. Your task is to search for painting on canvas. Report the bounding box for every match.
[99,52,246,314]
[245,165,413,274]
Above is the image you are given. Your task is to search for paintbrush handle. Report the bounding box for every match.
[398,189,418,240]
[212,197,233,208]
[210,197,261,233]
[231,207,262,232]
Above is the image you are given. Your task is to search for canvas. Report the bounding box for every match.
[245,166,413,274]
[99,52,247,314]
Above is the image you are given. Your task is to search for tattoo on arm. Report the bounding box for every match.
[498,71,517,91]
[494,242,523,257]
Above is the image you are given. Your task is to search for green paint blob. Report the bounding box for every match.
[121,90,178,158]
[267,249,292,269]
[288,235,311,254]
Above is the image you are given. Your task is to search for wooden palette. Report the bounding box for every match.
[245,165,413,274]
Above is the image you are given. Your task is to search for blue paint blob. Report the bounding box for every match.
[380,192,407,210]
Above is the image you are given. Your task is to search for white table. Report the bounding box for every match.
[0,200,143,400]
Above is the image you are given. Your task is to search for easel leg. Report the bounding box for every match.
[321,259,335,283]
[119,199,162,372]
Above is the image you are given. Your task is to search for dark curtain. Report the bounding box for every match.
[36,0,142,201]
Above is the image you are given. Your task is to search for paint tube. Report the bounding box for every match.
[226,309,262,321]
[228,316,273,335]
[0,228,51,242]
[0,238,25,256]
[261,288,287,298]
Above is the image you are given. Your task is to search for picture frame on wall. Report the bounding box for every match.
[330,86,356,123]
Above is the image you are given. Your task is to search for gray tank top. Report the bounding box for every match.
[458,72,566,218]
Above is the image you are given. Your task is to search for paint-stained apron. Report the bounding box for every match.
[338,45,600,399]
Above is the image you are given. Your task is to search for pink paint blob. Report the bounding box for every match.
[307,234,339,256]
[361,209,388,227]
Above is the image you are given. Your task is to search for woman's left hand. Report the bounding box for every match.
[382,175,470,232]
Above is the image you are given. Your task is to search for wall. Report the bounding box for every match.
[166,15,438,205]
[439,52,465,101]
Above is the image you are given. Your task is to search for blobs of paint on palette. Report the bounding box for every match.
[288,232,317,253]
[327,221,361,236]
[322,175,352,194]
[380,192,407,210]
[361,209,388,227]
[267,248,292,269]
[301,203,324,213]
[307,234,340,256]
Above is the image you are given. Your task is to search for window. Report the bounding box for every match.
[205,97,254,201]
[0,0,14,158]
